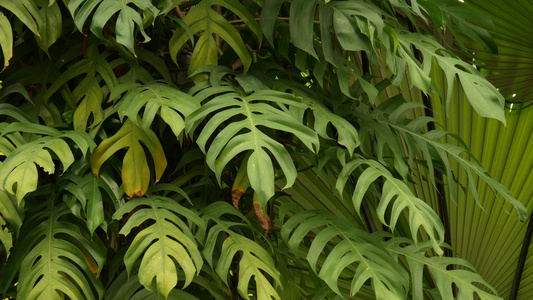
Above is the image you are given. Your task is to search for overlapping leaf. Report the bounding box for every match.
[0,190,21,257]
[283,89,361,155]
[0,13,12,71]
[0,0,41,37]
[66,0,159,54]
[279,204,409,299]
[386,0,497,53]
[201,202,281,300]
[0,199,105,300]
[385,238,501,299]
[355,98,526,219]
[169,0,262,78]
[0,1,523,299]
[112,81,201,138]
[91,119,167,198]
[336,158,445,255]
[72,77,104,132]
[114,185,205,298]
[0,1,61,54]
[432,0,497,53]
[0,217,11,257]
[261,0,384,62]
[62,172,110,234]
[0,123,93,202]
[396,32,505,123]
[104,264,226,300]
[0,108,30,157]
[186,83,319,207]
[43,42,118,131]
[34,0,62,53]
[245,70,362,156]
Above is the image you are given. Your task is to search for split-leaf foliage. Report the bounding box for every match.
[0,0,528,299]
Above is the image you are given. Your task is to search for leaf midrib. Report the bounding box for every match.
[328,221,394,295]
[386,245,498,297]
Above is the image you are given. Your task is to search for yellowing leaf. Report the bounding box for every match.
[0,14,13,71]
[91,119,167,198]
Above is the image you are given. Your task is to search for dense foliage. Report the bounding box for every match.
[0,0,527,299]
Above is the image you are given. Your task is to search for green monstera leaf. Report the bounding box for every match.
[186,81,319,208]
[66,0,159,54]
[114,185,205,298]
[0,199,106,300]
[169,0,262,80]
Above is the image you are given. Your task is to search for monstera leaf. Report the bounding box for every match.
[355,98,526,219]
[72,77,104,132]
[0,124,93,202]
[104,263,226,300]
[112,81,201,139]
[91,119,167,198]
[113,185,205,298]
[0,1,59,56]
[169,0,262,78]
[0,217,11,257]
[66,0,159,54]
[62,172,110,234]
[385,238,501,299]
[43,42,118,132]
[43,42,118,99]
[201,202,281,300]
[186,83,319,207]
[261,0,383,62]
[396,32,505,123]
[279,204,409,299]
[0,13,12,71]
[336,158,445,255]
[0,189,22,256]
[0,199,106,300]
[0,0,41,37]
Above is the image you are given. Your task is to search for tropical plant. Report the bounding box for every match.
[0,0,530,299]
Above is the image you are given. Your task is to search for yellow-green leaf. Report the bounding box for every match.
[91,119,167,198]
[0,14,13,71]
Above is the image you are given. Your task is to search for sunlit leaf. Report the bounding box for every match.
[114,186,204,298]
[91,119,167,198]
[0,127,93,202]
[0,14,12,71]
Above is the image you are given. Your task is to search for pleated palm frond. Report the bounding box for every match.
[400,0,533,298]
[427,88,533,299]
[467,0,533,103]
